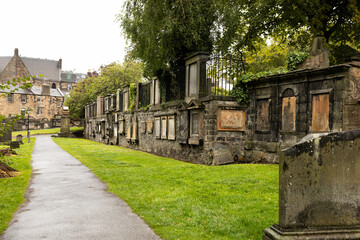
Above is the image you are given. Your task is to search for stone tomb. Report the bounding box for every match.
[263,130,360,239]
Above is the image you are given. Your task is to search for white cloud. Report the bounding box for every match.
[0,0,127,73]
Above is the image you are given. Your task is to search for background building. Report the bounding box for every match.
[0,48,82,130]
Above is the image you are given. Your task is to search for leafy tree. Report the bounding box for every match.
[65,61,143,119]
[118,0,215,99]
[214,0,360,53]
[0,76,34,136]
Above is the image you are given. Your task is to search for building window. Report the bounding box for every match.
[67,74,72,81]
[37,107,42,115]
[21,94,27,104]
[50,109,54,115]
[51,83,56,89]
[8,94,14,103]
[57,99,61,108]
[67,84,72,91]
[37,96,41,102]
[21,108,26,117]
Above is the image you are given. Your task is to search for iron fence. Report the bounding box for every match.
[206,54,244,96]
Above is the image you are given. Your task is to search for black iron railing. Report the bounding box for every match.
[206,54,244,96]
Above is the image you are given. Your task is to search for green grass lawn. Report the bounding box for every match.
[0,138,35,234]
[12,127,83,138]
[53,138,279,240]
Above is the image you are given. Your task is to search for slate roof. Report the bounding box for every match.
[0,57,11,72]
[22,57,60,81]
[0,55,61,81]
[0,85,33,95]
[50,88,64,97]
[0,85,65,97]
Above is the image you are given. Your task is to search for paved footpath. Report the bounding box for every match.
[1,135,160,240]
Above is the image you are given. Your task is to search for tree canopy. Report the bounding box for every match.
[214,0,360,53]
[120,0,360,75]
[65,61,143,119]
[118,0,215,78]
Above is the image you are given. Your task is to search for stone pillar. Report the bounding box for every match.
[58,107,72,137]
[60,116,70,135]
[184,52,210,103]
[263,130,360,239]
[151,78,160,105]
[116,89,121,111]
[123,86,129,112]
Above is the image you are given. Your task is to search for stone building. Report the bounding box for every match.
[60,71,87,91]
[0,49,79,130]
[84,41,360,165]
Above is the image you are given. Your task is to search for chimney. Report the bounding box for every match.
[41,84,50,96]
[14,48,19,56]
[58,58,62,69]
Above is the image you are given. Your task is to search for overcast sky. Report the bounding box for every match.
[0,0,127,74]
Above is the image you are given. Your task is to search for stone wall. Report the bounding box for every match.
[246,62,360,163]
[85,97,246,165]
[84,54,360,165]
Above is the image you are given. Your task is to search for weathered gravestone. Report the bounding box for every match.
[0,129,12,143]
[10,141,20,149]
[16,134,23,145]
[263,130,360,239]
[57,107,75,138]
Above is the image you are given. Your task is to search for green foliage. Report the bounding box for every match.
[214,0,360,53]
[65,61,143,119]
[239,38,289,74]
[53,137,279,240]
[231,69,288,104]
[118,0,215,79]
[127,83,137,112]
[211,87,230,96]
[330,44,360,65]
[0,138,35,234]
[286,51,309,71]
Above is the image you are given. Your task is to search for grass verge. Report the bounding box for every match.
[0,138,35,234]
[12,127,83,137]
[53,137,278,240]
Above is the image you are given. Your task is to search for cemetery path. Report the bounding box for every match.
[1,135,160,240]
